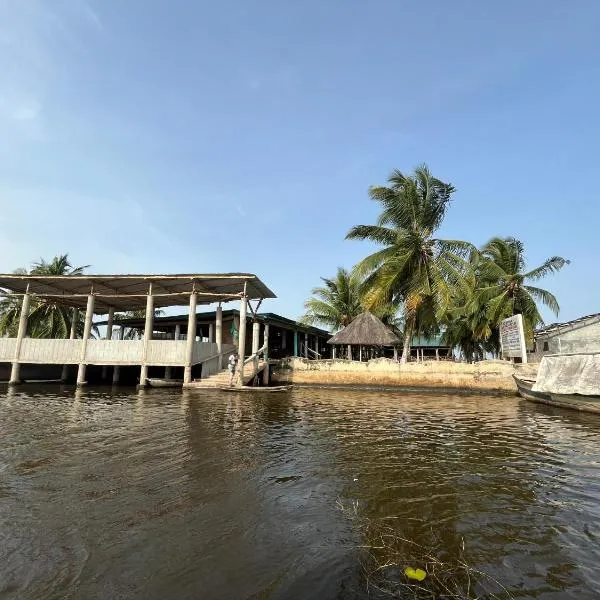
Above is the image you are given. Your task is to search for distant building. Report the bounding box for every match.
[529,313,600,361]
[411,335,453,361]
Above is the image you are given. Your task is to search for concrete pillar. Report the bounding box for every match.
[293,331,298,357]
[76,293,95,386]
[112,326,124,384]
[252,320,260,355]
[237,294,248,386]
[183,292,197,384]
[139,284,154,387]
[216,305,223,369]
[9,289,31,385]
[208,323,214,343]
[174,324,181,340]
[304,332,309,359]
[61,308,79,383]
[262,324,270,385]
[347,344,352,360]
[101,307,114,381]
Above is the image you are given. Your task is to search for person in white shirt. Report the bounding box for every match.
[228,353,239,385]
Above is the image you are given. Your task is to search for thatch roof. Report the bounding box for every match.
[327,312,400,346]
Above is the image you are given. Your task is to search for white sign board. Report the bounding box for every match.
[500,314,528,363]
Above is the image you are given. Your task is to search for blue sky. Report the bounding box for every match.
[0,0,598,323]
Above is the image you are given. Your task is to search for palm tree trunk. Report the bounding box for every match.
[400,316,415,364]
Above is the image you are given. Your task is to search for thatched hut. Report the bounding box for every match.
[327,312,400,361]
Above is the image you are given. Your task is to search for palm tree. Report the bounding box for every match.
[346,165,472,362]
[477,237,569,340]
[301,267,363,331]
[0,254,90,339]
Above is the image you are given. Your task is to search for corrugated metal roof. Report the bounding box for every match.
[0,273,276,313]
[535,313,600,337]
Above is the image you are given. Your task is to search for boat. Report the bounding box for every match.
[513,375,551,403]
[146,378,184,388]
[514,353,600,414]
[23,379,63,384]
[219,385,293,393]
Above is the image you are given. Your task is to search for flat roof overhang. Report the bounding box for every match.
[0,273,276,313]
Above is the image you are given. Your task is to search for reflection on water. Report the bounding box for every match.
[1,385,599,599]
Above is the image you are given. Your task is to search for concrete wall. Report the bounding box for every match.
[0,338,222,367]
[272,357,538,392]
[530,320,600,362]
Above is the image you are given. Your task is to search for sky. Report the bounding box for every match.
[0,0,598,323]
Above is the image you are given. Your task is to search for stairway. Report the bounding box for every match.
[186,360,267,389]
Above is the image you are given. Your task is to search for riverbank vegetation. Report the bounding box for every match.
[303,165,569,362]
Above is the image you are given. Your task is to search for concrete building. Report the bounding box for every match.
[0,273,275,387]
[529,313,600,361]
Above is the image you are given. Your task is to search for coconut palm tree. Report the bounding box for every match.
[346,165,473,362]
[477,237,569,340]
[113,309,166,339]
[0,254,91,338]
[301,267,363,331]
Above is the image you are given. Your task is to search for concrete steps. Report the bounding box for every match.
[187,360,267,389]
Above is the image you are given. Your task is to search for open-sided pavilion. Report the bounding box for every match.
[0,273,275,386]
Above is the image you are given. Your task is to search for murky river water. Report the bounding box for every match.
[1,386,599,599]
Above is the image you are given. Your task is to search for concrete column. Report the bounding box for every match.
[347,344,352,360]
[9,289,31,385]
[112,326,124,384]
[293,331,298,356]
[237,294,248,386]
[252,320,260,355]
[61,308,79,383]
[208,323,214,343]
[304,332,309,359]
[183,292,197,384]
[139,284,154,387]
[101,307,115,381]
[262,324,270,385]
[216,305,223,369]
[76,293,95,386]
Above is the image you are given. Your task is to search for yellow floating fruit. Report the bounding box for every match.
[404,567,427,581]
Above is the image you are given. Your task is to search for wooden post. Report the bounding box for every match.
[252,320,260,355]
[294,331,299,356]
[435,348,439,361]
[139,284,154,387]
[184,291,197,384]
[9,287,31,385]
[394,346,398,361]
[304,332,308,359]
[237,287,248,386]
[359,345,362,362]
[333,346,336,360]
[112,326,124,384]
[262,323,270,385]
[216,305,223,369]
[347,344,352,361]
[61,308,79,383]
[101,307,114,381]
[76,293,95,386]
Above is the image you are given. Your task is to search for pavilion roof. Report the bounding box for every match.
[327,312,400,346]
[0,273,275,314]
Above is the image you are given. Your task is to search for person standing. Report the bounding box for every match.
[228,352,239,386]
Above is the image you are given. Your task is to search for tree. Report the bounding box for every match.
[477,237,569,341]
[0,254,91,339]
[301,267,363,331]
[346,165,472,362]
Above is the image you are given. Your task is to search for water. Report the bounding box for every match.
[1,386,599,600]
